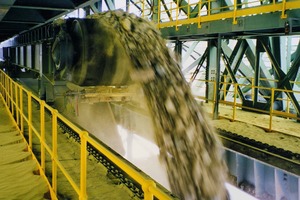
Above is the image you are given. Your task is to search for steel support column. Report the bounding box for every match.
[206,40,216,102]
[174,40,183,65]
[253,39,263,106]
[213,35,221,119]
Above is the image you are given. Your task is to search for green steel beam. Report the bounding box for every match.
[206,40,217,101]
[246,39,273,96]
[214,34,221,119]
[253,38,265,105]
[183,48,208,75]
[270,37,282,82]
[104,0,115,10]
[91,2,101,13]
[160,10,300,39]
[189,48,208,81]
[220,39,248,100]
[260,38,300,115]
[221,47,245,102]
[266,40,300,115]
[270,37,284,108]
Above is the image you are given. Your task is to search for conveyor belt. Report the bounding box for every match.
[0,97,49,199]
[218,129,300,176]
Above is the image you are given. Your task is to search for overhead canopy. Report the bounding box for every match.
[0,0,98,42]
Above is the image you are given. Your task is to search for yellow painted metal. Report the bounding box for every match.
[197,0,202,28]
[6,76,8,104]
[27,91,32,148]
[53,156,81,195]
[10,78,13,114]
[158,0,161,26]
[19,81,24,134]
[15,84,19,125]
[199,75,300,130]
[224,75,227,101]
[233,84,237,121]
[0,69,175,199]
[287,96,290,119]
[269,87,275,131]
[0,70,58,200]
[251,77,254,101]
[143,180,156,200]
[281,0,287,18]
[0,72,2,94]
[213,80,216,114]
[154,0,300,29]
[233,0,237,24]
[175,0,178,30]
[52,109,58,195]
[80,131,88,200]
[40,100,46,171]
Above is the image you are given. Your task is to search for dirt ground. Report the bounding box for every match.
[208,104,300,154]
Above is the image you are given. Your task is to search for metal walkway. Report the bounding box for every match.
[0,96,50,199]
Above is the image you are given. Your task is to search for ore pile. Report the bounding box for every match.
[89,10,228,200]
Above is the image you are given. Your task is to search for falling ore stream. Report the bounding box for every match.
[88,10,228,200]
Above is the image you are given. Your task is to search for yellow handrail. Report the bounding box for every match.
[194,76,300,132]
[144,0,300,29]
[0,69,174,200]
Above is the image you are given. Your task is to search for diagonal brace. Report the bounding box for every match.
[260,39,300,115]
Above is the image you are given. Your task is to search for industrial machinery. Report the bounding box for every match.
[0,10,228,199]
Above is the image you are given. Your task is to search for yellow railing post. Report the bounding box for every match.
[286,95,290,119]
[188,0,190,19]
[281,0,287,18]
[224,75,227,101]
[212,80,216,116]
[142,0,145,18]
[4,74,7,102]
[0,72,2,95]
[233,0,237,24]
[10,78,13,114]
[208,0,211,16]
[40,100,46,171]
[15,84,19,125]
[269,87,274,131]
[176,0,179,30]
[27,91,33,148]
[158,0,161,25]
[80,131,88,200]
[143,180,156,200]
[198,0,202,28]
[19,87,24,134]
[233,83,237,121]
[52,109,58,195]
[251,77,254,100]
[6,75,9,105]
